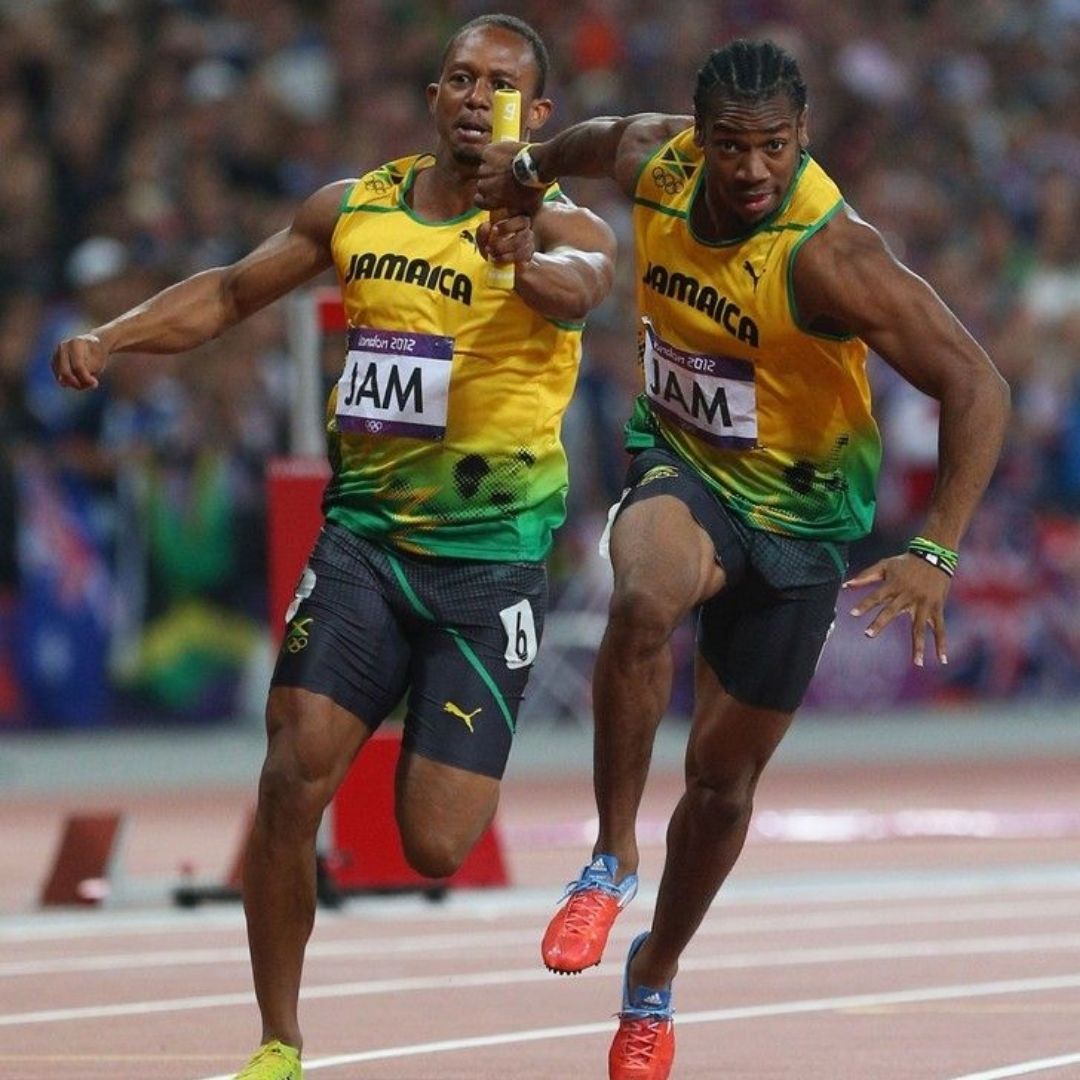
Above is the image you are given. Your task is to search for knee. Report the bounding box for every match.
[256,753,335,839]
[684,770,755,834]
[399,828,470,880]
[607,580,679,653]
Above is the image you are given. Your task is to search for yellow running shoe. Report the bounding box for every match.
[233,1040,303,1080]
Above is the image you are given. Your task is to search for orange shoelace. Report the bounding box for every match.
[561,888,618,935]
[620,1017,669,1067]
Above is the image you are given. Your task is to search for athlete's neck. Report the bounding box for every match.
[408,155,479,222]
[688,186,721,244]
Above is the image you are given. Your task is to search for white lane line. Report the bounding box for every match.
[187,974,1080,1079]
[6,896,1080,979]
[947,1052,1080,1079]
[5,932,1080,1027]
[6,863,1080,942]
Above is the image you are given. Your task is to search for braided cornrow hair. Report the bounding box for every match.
[693,39,807,120]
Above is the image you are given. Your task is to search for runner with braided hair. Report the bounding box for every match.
[478,37,1008,1080]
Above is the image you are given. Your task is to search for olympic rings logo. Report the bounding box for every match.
[652,167,684,195]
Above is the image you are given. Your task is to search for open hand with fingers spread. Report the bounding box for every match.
[843,551,952,667]
[52,332,108,391]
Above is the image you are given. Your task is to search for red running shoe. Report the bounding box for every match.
[541,853,638,974]
[608,932,674,1080]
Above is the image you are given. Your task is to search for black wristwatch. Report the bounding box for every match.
[511,145,548,189]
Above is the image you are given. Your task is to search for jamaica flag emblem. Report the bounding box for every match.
[652,147,699,195]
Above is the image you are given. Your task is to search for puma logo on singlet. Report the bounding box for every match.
[743,260,764,291]
[444,701,482,732]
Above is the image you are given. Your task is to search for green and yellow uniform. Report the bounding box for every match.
[325,154,583,561]
[626,129,882,541]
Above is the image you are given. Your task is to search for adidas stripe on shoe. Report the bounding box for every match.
[609,932,674,1080]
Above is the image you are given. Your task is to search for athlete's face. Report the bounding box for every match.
[695,92,808,232]
[428,27,552,168]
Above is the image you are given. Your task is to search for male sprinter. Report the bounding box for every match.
[53,14,615,1079]
[477,37,1008,1079]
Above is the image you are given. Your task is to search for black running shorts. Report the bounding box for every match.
[271,523,547,779]
[614,447,846,713]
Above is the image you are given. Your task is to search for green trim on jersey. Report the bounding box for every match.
[785,198,856,341]
[325,152,584,562]
[628,136,881,542]
[631,196,689,219]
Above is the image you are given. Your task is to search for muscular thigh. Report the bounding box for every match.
[608,447,735,609]
[271,524,413,727]
[389,550,548,781]
[395,750,500,853]
[686,662,794,793]
[264,684,372,795]
[697,544,842,714]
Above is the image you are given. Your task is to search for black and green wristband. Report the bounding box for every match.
[907,536,959,577]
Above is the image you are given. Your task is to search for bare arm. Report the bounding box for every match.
[52,181,348,389]
[476,113,692,212]
[477,199,616,321]
[794,206,1011,664]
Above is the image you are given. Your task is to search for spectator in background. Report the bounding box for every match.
[0,0,1076,729]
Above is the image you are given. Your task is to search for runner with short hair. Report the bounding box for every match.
[53,15,616,1079]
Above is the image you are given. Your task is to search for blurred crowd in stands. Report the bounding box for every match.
[0,0,1077,727]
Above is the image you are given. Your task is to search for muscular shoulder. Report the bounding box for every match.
[614,113,694,193]
[293,179,357,246]
[791,204,903,335]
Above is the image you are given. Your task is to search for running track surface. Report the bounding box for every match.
[3,722,1080,1080]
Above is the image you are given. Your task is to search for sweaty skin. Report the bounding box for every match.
[477,98,1009,665]
[53,22,616,1061]
[476,90,1009,1014]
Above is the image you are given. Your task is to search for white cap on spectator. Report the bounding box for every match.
[66,237,129,290]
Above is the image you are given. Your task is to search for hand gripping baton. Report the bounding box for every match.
[486,88,522,290]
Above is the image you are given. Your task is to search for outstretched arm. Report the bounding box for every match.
[476,112,692,212]
[52,181,349,390]
[477,199,617,322]
[794,206,1011,665]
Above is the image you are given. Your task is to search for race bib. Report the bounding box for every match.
[499,599,538,670]
[642,319,757,449]
[336,327,454,440]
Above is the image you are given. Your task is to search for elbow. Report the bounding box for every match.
[572,263,615,321]
[944,356,1011,426]
[560,293,596,323]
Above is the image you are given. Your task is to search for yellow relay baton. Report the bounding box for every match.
[486,88,522,290]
